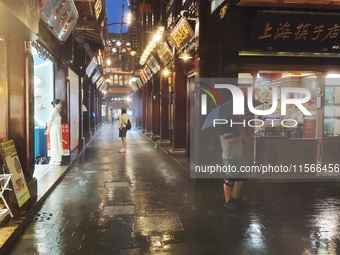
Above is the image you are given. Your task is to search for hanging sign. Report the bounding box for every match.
[147,56,161,74]
[0,140,30,208]
[140,70,148,84]
[157,42,173,65]
[94,0,102,20]
[170,18,195,51]
[143,66,153,80]
[41,0,79,42]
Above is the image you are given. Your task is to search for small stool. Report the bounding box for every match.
[0,174,13,221]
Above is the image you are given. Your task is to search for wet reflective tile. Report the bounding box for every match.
[8,125,340,255]
[102,206,135,216]
[119,248,141,254]
[105,182,130,188]
[136,215,183,235]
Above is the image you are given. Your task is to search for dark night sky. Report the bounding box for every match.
[106,0,129,33]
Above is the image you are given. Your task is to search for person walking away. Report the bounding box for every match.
[220,124,246,209]
[118,109,128,153]
[45,99,63,165]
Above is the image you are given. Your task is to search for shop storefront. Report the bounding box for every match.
[194,3,340,170]
[238,71,340,166]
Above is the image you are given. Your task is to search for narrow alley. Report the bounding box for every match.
[8,124,340,255]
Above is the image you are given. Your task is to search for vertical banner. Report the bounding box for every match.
[0,140,30,207]
[47,123,70,156]
[62,123,70,156]
[303,119,317,138]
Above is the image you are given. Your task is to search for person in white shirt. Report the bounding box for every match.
[45,99,63,165]
[118,109,128,153]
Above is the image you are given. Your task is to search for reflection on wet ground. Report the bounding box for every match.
[8,124,340,255]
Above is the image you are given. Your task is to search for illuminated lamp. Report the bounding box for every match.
[178,49,193,61]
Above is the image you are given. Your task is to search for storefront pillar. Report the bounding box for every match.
[83,79,90,138]
[159,75,170,143]
[151,75,160,139]
[89,83,95,134]
[142,84,147,133]
[134,89,142,129]
[146,81,153,136]
[169,55,187,154]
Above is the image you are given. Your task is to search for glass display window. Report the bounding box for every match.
[33,47,54,128]
[252,71,319,138]
[324,74,340,136]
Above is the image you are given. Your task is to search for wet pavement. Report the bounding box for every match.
[7,124,340,255]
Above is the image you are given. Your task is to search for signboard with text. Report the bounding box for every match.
[170,18,195,51]
[0,140,30,207]
[250,11,340,53]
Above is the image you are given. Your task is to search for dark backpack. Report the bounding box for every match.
[125,119,131,130]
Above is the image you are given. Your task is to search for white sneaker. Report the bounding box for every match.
[49,162,61,166]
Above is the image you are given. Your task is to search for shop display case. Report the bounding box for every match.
[254,73,318,139]
[250,72,340,165]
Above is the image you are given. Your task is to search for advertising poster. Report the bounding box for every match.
[47,123,70,156]
[303,119,317,138]
[0,140,30,207]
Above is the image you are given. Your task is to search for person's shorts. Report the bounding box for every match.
[223,158,247,186]
[119,127,127,137]
[223,178,247,186]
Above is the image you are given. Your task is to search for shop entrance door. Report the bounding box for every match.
[32,47,54,159]
[0,38,7,141]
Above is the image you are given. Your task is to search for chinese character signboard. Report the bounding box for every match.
[41,0,78,42]
[250,11,340,53]
[94,0,102,20]
[170,18,195,51]
[0,140,30,208]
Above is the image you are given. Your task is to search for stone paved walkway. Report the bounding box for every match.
[7,124,340,255]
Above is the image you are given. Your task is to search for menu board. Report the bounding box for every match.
[0,140,30,207]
